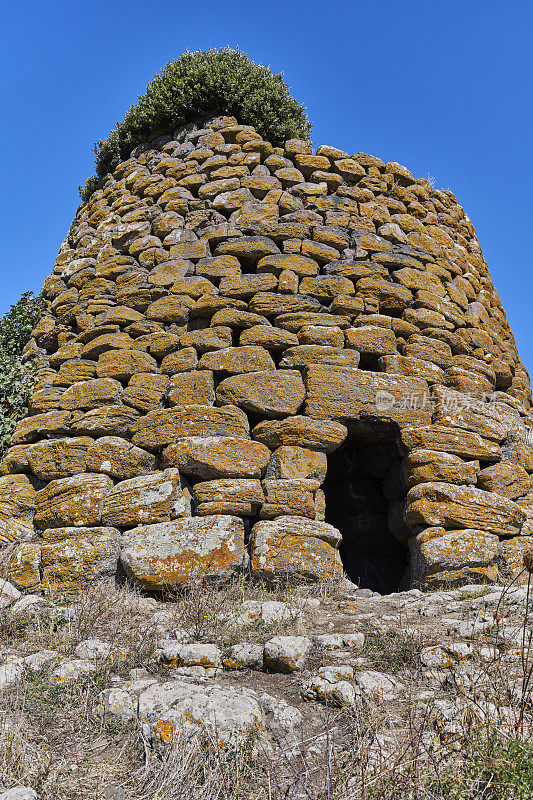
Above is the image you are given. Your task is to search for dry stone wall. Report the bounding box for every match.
[3,115,533,594]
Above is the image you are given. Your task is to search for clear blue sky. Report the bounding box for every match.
[2,1,532,372]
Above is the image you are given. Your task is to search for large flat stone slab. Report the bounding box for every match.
[305,366,431,427]
[120,515,246,589]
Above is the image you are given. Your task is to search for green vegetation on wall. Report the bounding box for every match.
[0,292,43,458]
[81,47,312,200]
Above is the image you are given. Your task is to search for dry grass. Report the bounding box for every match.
[0,576,529,798]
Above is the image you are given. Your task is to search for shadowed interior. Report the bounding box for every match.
[324,427,409,593]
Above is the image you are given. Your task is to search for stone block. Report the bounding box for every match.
[432,387,508,442]
[477,462,531,500]
[198,346,275,373]
[251,517,343,583]
[59,378,122,411]
[192,479,264,516]
[279,345,360,369]
[305,366,432,428]
[102,469,186,527]
[497,536,533,583]
[239,325,298,351]
[163,436,270,479]
[131,405,249,450]
[41,526,120,591]
[35,474,113,529]
[120,515,246,589]
[167,371,215,407]
[8,541,41,591]
[216,370,305,418]
[345,326,397,357]
[403,449,479,489]
[409,527,499,588]
[96,349,159,381]
[260,479,317,519]
[86,436,156,479]
[252,415,347,452]
[71,405,140,436]
[400,425,501,462]
[266,446,327,482]
[404,482,526,537]
[12,411,72,444]
[26,437,93,480]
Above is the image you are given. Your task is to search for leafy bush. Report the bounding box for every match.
[435,731,533,800]
[0,292,43,457]
[80,47,311,200]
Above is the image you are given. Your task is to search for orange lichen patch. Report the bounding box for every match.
[153,718,180,744]
[8,541,41,591]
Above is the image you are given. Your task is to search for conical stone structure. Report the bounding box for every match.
[3,116,533,595]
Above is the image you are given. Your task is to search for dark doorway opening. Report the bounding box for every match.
[323,426,409,594]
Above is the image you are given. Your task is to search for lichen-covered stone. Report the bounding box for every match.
[192,479,264,516]
[266,446,327,482]
[216,370,305,417]
[404,482,525,537]
[167,371,215,407]
[41,526,120,591]
[35,474,113,529]
[122,373,169,412]
[252,416,347,453]
[305,367,432,428]
[477,462,530,500]
[410,527,499,588]
[131,405,249,450]
[102,469,186,527]
[26,437,93,480]
[497,535,533,583]
[11,411,72,445]
[120,515,246,589]
[251,517,343,582]
[96,349,159,381]
[163,436,270,479]
[400,426,501,462]
[8,541,41,591]
[71,405,139,436]
[198,346,275,373]
[403,449,479,489]
[59,378,122,411]
[261,479,318,519]
[86,436,156,479]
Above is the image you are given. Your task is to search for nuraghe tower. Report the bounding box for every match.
[3,116,533,595]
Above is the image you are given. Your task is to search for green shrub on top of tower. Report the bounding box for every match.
[80,47,312,200]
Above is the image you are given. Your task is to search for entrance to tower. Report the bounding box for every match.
[323,427,409,594]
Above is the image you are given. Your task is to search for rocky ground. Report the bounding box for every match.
[0,574,530,799]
